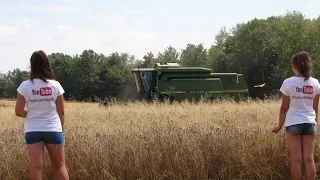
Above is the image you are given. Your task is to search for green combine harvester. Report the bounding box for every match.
[131,63,248,102]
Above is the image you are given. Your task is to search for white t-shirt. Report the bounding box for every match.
[280,76,320,127]
[17,79,65,133]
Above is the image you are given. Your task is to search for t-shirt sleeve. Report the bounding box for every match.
[56,81,65,96]
[17,81,25,96]
[279,79,289,96]
[316,80,320,95]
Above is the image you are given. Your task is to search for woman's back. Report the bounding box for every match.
[17,79,65,133]
[280,76,320,126]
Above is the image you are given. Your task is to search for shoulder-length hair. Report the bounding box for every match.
[292,51,312,81]
[29,50,55,82]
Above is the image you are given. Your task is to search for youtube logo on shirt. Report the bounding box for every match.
[303,86,313,94]
[40,87,52,96]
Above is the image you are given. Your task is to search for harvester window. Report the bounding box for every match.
[141,71,153,92]
[133,73,141,93]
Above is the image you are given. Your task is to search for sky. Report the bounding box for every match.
[0,0,319,73]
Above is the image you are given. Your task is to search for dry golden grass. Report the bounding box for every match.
[1,99,320,179]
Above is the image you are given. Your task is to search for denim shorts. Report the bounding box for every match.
[285,123,317,135]
[25,132,65,145]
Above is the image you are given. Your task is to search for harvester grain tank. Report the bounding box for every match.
[131,63,248,102]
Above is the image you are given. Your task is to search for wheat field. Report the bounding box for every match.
[1,99,320,180]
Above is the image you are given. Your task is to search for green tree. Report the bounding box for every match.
[215,27,230,47]
[206,45,228,72]
[156,46,180,63]
[0,72,5,97]
[180,43,207,67]
[214,11,320,96]
[50,53,76,100]
[73,50,102,100]
[141,52,156,68]
[1,69,29,98]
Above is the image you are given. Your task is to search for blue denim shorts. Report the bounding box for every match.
[285,123,317,135]
[25,132,65,145]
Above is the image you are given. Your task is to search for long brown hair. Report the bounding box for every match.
[292,51,312,80]
[29,50,55,82]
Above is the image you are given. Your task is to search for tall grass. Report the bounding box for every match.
[0,99,320,179]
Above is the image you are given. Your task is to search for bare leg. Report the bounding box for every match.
[46,144,69,180]
[27,142,45,180]
[287,133,303,180]
[302,134,316,180]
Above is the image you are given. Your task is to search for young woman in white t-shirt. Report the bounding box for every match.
[15,50,69,180]
[272,51,320,180]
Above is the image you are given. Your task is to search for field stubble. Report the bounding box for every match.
[1,99,320,180]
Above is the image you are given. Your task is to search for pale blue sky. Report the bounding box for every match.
[0,0,319,73]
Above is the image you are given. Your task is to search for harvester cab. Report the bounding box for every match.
[132,67,157,101]
[132,63,181,101]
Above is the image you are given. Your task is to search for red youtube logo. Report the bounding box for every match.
[40,87,52,96]
[303,86,313,94]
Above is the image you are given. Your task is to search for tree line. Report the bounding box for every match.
[1,11,320,101]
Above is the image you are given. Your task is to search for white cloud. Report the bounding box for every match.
[29,5,91,13]
[44,24,161,58]
[302,1,320,19]
[1,5,91,14]
[122,10,147,17]
[1,5,16,12]
[10,18,43,31]
[0,6,212,73]
[11,18,43,25]
[116,6,146,16]
[305,4,313,9]
[0,24,19,35]
[88,13,127,27]
[0,15,212,73]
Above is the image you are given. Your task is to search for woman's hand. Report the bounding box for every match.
[272,93,289,134]
[272,124,282,133]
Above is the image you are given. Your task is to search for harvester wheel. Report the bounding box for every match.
[159,94,174,103]
[169,95,174,103]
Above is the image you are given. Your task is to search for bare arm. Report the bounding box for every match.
[278,93,290,127]
[272,93,289,133]
[15,93,27,118]
[56,95,65,129]
[313,94,319,123]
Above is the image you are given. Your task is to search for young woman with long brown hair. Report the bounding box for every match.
[15,50,69,180]
[272,51,319,180]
